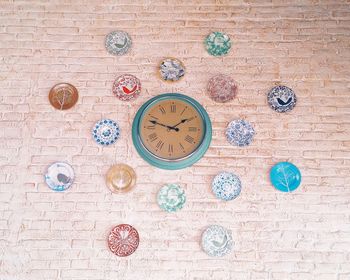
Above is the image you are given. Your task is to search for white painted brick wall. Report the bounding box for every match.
[0,0,350,279]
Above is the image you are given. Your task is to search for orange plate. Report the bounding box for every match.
[49,83,78,110]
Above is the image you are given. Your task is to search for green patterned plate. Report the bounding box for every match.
[157,184,186,213]
[204,31,231,56]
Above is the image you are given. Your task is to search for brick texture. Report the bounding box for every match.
[1,0,350,279]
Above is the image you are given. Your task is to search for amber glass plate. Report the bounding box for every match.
[49,83,78,110]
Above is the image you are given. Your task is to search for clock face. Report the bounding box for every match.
[139,99,205,160]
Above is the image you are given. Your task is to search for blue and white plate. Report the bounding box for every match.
[159,58,185,82]
[226,119,255,147]
[92,119,120,146]
[270,162,301,192]
[105,30,132,56]
[157,184,186,213]
[212,172,242,201]
[267,85,297,113]
[201,225,233,257]
[44,162,74,192]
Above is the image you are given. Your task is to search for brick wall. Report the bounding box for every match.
[1,0,350,279]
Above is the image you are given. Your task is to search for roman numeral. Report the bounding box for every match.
[188,127,197,132]
[156,140,164,150]
[185,135,194,144]
[146,125,155,130]
[179,143,185,151]
[148,133,158,142]
[171,104,176,113]
[149,114,158,120]
[159,106,166,115]
[168,144,173,153]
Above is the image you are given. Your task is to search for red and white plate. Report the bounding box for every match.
[112,74,141,101]
[107,224,139,257]
[207,74,237,103]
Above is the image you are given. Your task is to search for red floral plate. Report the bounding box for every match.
[107,224,139,257]
[112,74,141,101]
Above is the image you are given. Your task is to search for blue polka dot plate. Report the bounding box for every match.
[44,162,74,192]
[226,119,255,147]
[212,172,242,201]
[157,184,186,213]
[201,225,233,257]
[92,119,120,146]
[270,162,301,192]
[267,85,297,113]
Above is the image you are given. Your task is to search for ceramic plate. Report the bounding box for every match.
[48,83,78,110]
[44,162,74,191]
[159,58,185,82]
[204,31,231,56]
[157,184,186,212]
[267,85,297,113]
[112,74,141,101]
[201,225,233,257]
[207,74,237,103]
[105,30,132,56]
[212,172,242,201]
[92,119,120,146]
[106,164,136,193]
[108,224,139,257]
[270,162,301,192]
[226,119,255,147]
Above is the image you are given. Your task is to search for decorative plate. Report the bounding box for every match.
[44,162,74,191]
[226,119,255,147]
[201,225,233,257]
[48,83,78,110]
[207,74,237,103]
[105,30,132,56]
[270,162,301,192]
[204,31,231,56]
[267,85,297,113]
[112,74,141,101]
[107,224,139,257]
[92,119,120,146]
[106,164,136,193]
[212,172,242,201]
[159,58,185,82]
[157,184,186,212]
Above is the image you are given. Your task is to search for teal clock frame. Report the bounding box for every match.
[132,93,212,170]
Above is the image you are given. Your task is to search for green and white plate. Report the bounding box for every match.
[157,184,186,213]
[204,31,231,56]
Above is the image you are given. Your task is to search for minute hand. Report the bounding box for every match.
[149,120,179,131]
[171,119,188,129]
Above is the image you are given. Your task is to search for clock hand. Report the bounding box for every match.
[149,120,179,132]
[170,118,188,129]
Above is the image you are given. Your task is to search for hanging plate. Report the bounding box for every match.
[112,74,141,101]
[44,162,74,191]
[207,74,237,103]
[107,224,139,257]
[92,119,120,146]
[106,164,136,193]
[226,119,255,147]
[201,225,233,257]
[212,172,242,201]
[157,184,186,212]
[105,30,132,56]
[48,83,78,110]
[267,85,297,113]
[159,58,185,82]
[204,31,231,56]
[270,162,301,192]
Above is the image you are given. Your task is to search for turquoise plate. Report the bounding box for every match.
[270,162,301,192]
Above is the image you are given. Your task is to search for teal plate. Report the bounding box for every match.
[157,184,186,212]
[270,162,301,192]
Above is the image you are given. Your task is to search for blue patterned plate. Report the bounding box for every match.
[157,184,186,212]
[159,58,185,82]
[92,119,120,146]
[270,162,301,192]
[267,85,297,113]
[201,225,233,257]
[226,119,255,147]
[105,30,132,56]
[212,172,242,201]
[44,162,74,192]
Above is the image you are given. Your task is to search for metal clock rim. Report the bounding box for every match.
[132,93,212,170]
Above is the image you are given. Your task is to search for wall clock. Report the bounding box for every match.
[132,93,212,170]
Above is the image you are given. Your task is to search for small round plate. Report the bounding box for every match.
[270,162,301,192]
[105,30,132,56]
[44,162,74,191]
[226,119,255,147]
[201,225,233,257]
[157,184,186,212]
[92,119,120,146]
[159,58,185,82]
[207,74,237,103]
[48,83,78,110]
[107,224,139,257]
[204,31,231,56]
[112,74,141,101]
[106,164,136,193]
[212,172,242,201]
[267,85,297,113]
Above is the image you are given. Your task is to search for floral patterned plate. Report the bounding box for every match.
[112,74,141,101]
[204,31,231,56]
[107,224,139,257]
[92,119,120,146]
[207,74,237,103]
[212,172,242,201]
[201,225,233,257]
[267,85,297,113]
[226,119,255,147]
[106,164,136,193]
[44,162,74,192]
[105,30,132,56]
[159,58,185,82]
[270,162,301,192]
[157,184,186,212]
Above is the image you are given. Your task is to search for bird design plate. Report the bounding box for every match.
[207,74,237,103]
[48,83,78,110]
[270,162,301,192]
[212,172,242,201]
[157,184,186,212]
[107,224,139,257]
[112,74,141,101]
[44,162,74,191]
[92,119,120,146]
[106,164,136,193]
[204,31,231,56]
[201,225,233,257]
[159,58,185,82]
[267,85,297,113]
[226,119,255,147]
[105,30,132,56]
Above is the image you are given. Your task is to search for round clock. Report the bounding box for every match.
[132,93,212,170]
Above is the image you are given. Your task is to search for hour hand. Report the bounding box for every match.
[149,120,179,131]
[171,119,188,129]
